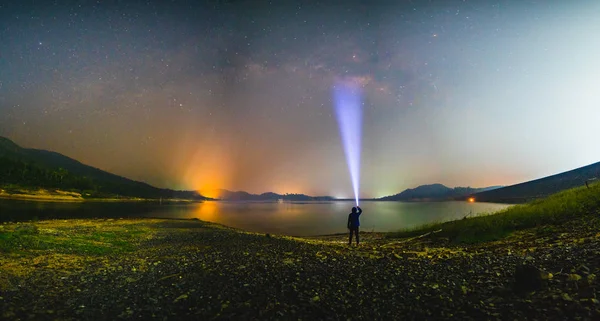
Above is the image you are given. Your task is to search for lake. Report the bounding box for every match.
[0,200,511,236]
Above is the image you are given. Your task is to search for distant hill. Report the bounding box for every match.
[212,189,335,201]
[379,183,502,201]
[0,136,208,200]
[466,161,600,203]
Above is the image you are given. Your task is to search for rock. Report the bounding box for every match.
[514,264,544,293]
[587,273,596,284]
[173,294,188,303]
[578,264,590,273]
[562,293,573,301]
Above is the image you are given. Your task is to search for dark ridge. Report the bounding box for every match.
[465,162,600,203]
[0,136,208,200]
[379,183,502,201]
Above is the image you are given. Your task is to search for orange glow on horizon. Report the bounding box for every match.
[199,188,222,199]
[180,143,232,199]
[272,183,304,196]
[468,197,475,203]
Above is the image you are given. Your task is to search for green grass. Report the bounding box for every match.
[387,181,600,243]
[0,222,152,255]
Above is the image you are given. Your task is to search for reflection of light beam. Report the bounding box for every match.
[333,78,362,206]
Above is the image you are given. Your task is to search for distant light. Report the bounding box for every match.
[468,197,475,203]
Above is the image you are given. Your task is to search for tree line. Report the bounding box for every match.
[0,157,95,191]
[0,156,165,198]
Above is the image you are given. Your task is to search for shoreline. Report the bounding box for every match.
[0,189,202,203]
[0,193,513,205]
[0,188,519,204]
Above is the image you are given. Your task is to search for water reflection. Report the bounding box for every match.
[194,201,219,221]
[0,200,511,236]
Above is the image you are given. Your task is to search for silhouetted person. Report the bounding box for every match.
[347,206,362,245]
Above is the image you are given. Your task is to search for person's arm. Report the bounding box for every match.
[357,206,362,215]
[347,214,351,229]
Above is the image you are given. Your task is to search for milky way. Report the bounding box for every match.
[1,1,599,198]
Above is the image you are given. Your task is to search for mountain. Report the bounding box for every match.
[0,136,207,200]
[466,161,600,203]
[212,189,335,201]
[379,184,502,201]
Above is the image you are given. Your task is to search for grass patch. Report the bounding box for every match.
[0,220,156,255]
[388,181,600,243]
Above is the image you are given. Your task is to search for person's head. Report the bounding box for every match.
[352,207,357,213]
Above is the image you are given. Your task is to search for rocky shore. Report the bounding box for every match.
[1,217,599,320]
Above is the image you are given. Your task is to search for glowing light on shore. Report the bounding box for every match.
[468,197,475,203]
[199,188,222,199]
[181,145,232,199]
[333,78,363,206]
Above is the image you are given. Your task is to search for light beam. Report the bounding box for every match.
[333,78,363,206]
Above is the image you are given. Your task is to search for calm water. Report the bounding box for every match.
[0,200,511,236]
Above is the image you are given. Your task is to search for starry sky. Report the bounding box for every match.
[1,0,600,198]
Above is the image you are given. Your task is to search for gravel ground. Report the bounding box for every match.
[1,218,599,320]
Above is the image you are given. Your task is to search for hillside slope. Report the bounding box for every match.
[0,136,206,200]
[210,189,334,201]
[380,183,502,201]
[467,161,600,203]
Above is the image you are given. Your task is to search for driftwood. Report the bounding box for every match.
[585,178,598,188]
[383,229,443,247]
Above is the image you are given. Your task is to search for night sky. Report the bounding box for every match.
[1,1,599,198]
